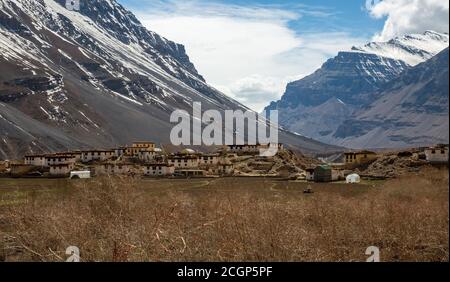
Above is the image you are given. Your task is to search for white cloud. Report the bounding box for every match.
[134,1,367,112]
[366,0,449,41]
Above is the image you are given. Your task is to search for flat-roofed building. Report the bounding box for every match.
[425,145,449,164]
[24,154,47,167]
[46,154,76,166]
[168,155,200,169]
[344,151,377,165]
[227,143,283,155]
[81,150,115,163]
[132,141,156,150]
[49,163,74,176]
[176,169,207,177]
[142,164,175,177]
[199,154,220,166]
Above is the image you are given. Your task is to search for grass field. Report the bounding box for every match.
[0,167,448,262]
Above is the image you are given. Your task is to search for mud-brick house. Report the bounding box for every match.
[344,151,377,165]
[125,142,156,156]
[97,163,136,175]
[133,141,156,150]
[81,150,115,162]
[168,155,200,169]
[425,145,449,164]
[46,154,76,166]
[24,154,47,167]
[227,144,260,154]
[332,169,345,181]
[199,154,220,166]
[142,164,175,177]
[70,151,83,162]
[49,163,75,177]
[176,169,207,178]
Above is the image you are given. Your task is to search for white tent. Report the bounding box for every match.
[346,173,361,184]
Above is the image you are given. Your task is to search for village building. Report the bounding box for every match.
[97,163,136,175]
[142,163,175,177]
[176,169,207,178]
[124,142,156,157]
[168,155,200,169]
[24,154,47,167]
[81,150,115,163]
[344,150,378,165]
[332,169,345,181]
[132,141,156,150]
[227,143,284,155]
[49,163,75,177]
[425,145,449,164]
[114,147,127,158]
[138,150,158,162]
[227,144,260,154]
[305,168,315,182]
[70,151,83,162]
[199,154,220,166]
[46,154,76,166]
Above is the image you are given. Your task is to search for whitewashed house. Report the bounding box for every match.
[142,164,175,177]
[425,146,449,163]
[199,154,220,166]
[24,154,47,167]
[81,150,115,162]
[168,155,200,169]
[49,163,74,176]
[46,154,76,166]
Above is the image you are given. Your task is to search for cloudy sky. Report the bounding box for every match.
[118,0,449,111]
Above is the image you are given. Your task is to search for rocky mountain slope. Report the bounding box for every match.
[0,0,341,159]
[265,31,449,148]
[334,48,449,148]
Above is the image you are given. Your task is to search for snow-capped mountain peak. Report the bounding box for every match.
[351,30,449,66]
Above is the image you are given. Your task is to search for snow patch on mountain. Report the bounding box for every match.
[352,31,449,66]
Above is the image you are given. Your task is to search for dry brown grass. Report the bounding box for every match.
[0,167,448,262]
